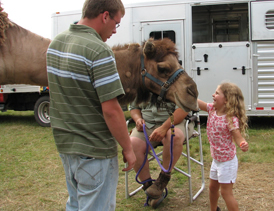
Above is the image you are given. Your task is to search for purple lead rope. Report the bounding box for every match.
[135,123,175,206]
[143,123,174,172]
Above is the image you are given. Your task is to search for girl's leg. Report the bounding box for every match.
[209,179,220,211]
[220,183,239,211]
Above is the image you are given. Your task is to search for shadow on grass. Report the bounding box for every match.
[248,116,274,129]
[0,111,38,126]
[200,115,274,129]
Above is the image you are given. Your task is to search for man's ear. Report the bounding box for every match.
[102,11,109,24]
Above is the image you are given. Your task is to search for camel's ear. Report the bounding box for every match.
[143,40,156,59]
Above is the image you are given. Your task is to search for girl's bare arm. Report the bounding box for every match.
[198,99,207,112]
[231,129,249,152]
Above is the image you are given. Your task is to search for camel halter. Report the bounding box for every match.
[140,54,184,103]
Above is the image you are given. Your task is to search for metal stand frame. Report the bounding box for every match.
[125,112,205,203]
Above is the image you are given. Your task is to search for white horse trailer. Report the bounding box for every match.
[51,0,274,116]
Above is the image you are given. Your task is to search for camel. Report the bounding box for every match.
[0,6,51,86]
[0,6,198,112]
[113,40,198,111]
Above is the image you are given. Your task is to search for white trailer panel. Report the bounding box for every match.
[51,0,274,116]
[251,1,274,41]
[0,85,40,94]
[191,42,252,112]
[253,41,274,106]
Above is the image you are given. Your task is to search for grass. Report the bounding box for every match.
[0,110,273,210]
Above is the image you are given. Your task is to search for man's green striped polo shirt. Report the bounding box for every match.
[47,24,125,158]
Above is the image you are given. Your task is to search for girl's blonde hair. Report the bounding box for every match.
[219,82,248,137]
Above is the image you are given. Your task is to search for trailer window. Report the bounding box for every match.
[149,30,176,43]
[192,3,249,43]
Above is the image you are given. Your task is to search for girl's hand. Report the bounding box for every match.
[240,141,249,152]
[231,129,248,152]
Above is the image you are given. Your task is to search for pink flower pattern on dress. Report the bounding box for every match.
[206,103,239,162]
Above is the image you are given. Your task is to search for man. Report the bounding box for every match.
[46,0,136,210]
[129,96,194,208]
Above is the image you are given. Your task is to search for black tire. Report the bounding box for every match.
[34,95,50,127]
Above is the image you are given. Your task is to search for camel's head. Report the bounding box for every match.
[142,38,198,112]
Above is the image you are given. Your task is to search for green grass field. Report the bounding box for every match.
[0,110,273,210]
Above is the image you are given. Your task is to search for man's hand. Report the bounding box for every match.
[136,118,145,132]
[149,125,168,142]
[122,149,136,171]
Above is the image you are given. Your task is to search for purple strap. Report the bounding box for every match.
[135,123,175,206]
[143,123,174,173]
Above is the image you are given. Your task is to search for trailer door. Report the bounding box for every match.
[141,21,184,67]
[191,3,251,112]
[192,42,252,110]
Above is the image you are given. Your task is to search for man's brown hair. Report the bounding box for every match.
[82,0,125,19]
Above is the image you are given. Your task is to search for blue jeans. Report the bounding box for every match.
[59,153,119,211]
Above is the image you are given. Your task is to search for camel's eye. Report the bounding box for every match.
[158,66,168,74]
[157,62,171,78]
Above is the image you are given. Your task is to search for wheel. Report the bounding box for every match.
[34,95,50,127]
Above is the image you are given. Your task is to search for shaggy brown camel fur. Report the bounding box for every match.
[0,6,51,86]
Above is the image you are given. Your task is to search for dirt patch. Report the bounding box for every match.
[156,162,274,211]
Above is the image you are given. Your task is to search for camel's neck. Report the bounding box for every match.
[0,22,51,86]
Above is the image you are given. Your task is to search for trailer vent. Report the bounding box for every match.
[266,10,274,30]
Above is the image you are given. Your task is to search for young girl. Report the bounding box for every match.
[198,82,249,211]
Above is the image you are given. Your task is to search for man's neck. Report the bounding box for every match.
[77,17,102,34]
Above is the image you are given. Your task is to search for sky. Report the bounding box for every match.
[1,0,152,39]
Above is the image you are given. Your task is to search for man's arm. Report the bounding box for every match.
[149,108,188,142]
[102,98,136,171]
